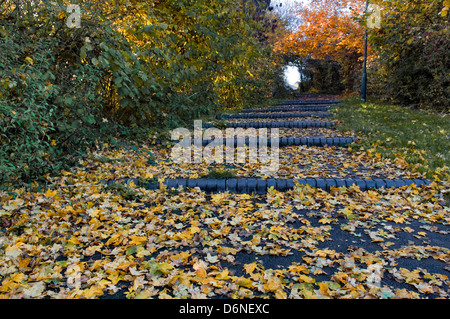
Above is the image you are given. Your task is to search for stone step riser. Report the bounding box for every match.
[104,178,431,194]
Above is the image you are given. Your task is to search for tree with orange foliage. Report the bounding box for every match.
[274,0,367,93]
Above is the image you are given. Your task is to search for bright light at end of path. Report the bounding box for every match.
[284,65,300,87]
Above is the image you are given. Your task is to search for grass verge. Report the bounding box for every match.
[332,97,449,181]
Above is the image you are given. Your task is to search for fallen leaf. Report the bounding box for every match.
[236,277,254,288]
[23,281,45,298]
[205,254,219,263]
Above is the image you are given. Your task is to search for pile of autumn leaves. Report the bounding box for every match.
[0,140,449,299]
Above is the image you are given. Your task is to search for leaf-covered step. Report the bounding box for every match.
[277,100,340,106]
[172,137,358,147]
[120,177,431,194]
[218,112,330,120]
[240,105,332,113]
[203,121,335,129]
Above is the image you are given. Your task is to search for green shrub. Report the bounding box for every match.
[0,1,149,185]
[0,0,280,187]
[368,0,449,112]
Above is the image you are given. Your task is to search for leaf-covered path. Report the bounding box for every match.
[1,99,449,299]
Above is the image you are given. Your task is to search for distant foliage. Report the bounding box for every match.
[274,0,366,94]
[272,0,449,110]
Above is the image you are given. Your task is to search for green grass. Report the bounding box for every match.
[202,168,237,179]
[332,97,449,180]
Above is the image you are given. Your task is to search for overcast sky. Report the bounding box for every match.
[271,0,311,13]
[271,0,310,30]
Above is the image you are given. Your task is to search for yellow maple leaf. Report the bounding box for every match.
[189,226,201,234]
[251,235,261,245]
[82,285,104,298]
[106,233,123,246]
[339,207,354,218]
[107,273,122,285]
[288,264,309,275]
[170,273,191,287]
[393,216,405,223]
[417,232,427,237]
[218,246,239,255]
[215,269,230,280]
[243,262,258,275]
[129,235,147,246]
[298,275,316,284]
[89,218,102,231]
[68,236,81,245]
[158,289,173,299]
[44,189,58,198]
[88,208,101,218]
[313,269,326,276]
[236,277,253,288]
[319,218,332,224]
[11,273,27,283]
[318,282,330,297]
[135,289,155,299]
[263,276,282,292]
[85,245,102,256]
[275,289,287,299]
[211,193,225,204]
[193,260,208,279]
[170,251,192,264]
[400,268,421,284]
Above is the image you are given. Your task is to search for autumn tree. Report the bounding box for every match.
[274,0,366,93]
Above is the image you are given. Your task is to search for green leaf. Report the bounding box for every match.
[80,47,87,60]
[64,96,73,106]
[325,281,341,291]
[126,245,143,255]
[0,210,11,216]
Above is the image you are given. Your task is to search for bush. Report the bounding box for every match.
[0,1,158,185]
[368,0,449,112]
[0,0,280,187]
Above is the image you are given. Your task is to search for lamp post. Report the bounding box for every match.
[361,0,369,102]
